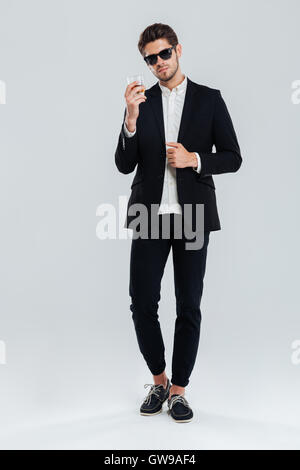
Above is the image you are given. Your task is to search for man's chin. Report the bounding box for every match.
[158,72,170,81]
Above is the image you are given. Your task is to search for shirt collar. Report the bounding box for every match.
[158,74,187,97]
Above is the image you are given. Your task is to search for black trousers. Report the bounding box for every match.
[129,213,210,387]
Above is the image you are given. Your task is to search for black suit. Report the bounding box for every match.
[115,76,242,233]
[114,76,242,387]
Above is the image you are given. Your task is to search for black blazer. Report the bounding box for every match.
[115,76,242,232]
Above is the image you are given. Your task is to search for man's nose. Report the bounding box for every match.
[156,57,166,67]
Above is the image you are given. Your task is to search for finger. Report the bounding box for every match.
[128,85,145,99]
[132,96,147,105]
[128,95,147,105]
[131,93,146,101]
[125,81,139,97]
[165,142,179,147]
[135,91,147,99]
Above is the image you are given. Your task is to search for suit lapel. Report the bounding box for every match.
[147,76,197,157]
[177,77,196,144]
[147,84,165,146]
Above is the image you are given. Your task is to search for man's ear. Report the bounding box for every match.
[176,44,182,58]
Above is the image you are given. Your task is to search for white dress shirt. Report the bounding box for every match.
[123,74,201,215]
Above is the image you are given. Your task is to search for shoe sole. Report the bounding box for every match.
[140,409,162,416]
[170,416,193,423]
[167,409,193,423]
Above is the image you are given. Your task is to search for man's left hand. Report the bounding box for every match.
[166,142,197,169]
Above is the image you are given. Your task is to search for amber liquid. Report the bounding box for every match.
[134,84,145,95]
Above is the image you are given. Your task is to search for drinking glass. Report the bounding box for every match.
[126,74,145,95]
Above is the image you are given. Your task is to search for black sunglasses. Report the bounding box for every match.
[143,45,176,66]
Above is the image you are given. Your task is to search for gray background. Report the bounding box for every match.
[0,0,299,449]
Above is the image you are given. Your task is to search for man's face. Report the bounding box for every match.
[143,38,181,82]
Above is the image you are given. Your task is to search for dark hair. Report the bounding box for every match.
[138,23,178,57]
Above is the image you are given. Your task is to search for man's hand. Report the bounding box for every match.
[166,142,198,169]
[124,81,147,132]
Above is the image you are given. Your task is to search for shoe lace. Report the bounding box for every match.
[169,395,189,410]
[143,383,164,406]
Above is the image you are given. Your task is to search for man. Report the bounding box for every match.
[115,23,242,423]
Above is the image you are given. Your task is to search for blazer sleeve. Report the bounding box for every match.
[114,108,140,174]
[198,90,242,177]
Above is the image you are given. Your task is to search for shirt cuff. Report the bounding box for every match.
[192,152,201,173]
[123,121,136,137]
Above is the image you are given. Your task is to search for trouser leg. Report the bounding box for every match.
[171,228,210,387]
[129,217,171,375]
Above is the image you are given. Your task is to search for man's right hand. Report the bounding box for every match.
[124,81,147,132]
